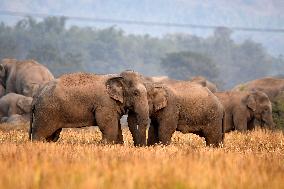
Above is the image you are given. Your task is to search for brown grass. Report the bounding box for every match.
[0,125,283,189]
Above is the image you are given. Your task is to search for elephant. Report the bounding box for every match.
[128,80,224,147]
[1,114,29,125]
[215,91,274,132]
[190,76,218,93]
[29,71,150,144]
[0,58,54,97]
[232,77,284,102]
[0,93,33,122]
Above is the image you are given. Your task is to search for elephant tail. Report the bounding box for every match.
[29,103,35,141]
[221,110,225,141]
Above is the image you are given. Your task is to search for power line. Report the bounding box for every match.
[0,10,283,33]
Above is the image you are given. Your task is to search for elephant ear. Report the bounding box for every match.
[153,87,168,111]
[247,94,257,111]
[16,97,33,113]
[106,77,124,103]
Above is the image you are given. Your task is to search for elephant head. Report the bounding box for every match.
[146,84,168,114]
[0,59,17,91]
[16,96,33,114]
[0,58,16,77]
[106,70,150,145]
[246,91,275,129]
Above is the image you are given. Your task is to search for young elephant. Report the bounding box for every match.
[128,81,224,147]
[215,91,274,132]
[0,93,33,121]
[30,71,150,144]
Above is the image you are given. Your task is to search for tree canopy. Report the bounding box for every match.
[0,17,282,89]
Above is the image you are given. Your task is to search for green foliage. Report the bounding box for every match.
[161,51,218,81]
[0,18,283,88]
[272,93,284,130]
[238,85,246,91]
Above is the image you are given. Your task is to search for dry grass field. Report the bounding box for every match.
[0,124,283,189]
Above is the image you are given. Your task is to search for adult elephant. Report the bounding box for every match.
[29,71,150,144]
[232,77,284,102]
[0,58,54,97]
[215,91,274,132]
[128,81,224,147]
[0,93,33,122]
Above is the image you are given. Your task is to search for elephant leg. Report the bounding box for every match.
[158,118,177,145]
[95,109,119,144]
[233,115,248,131]
[127,112,139,146]
[46,128,62,142]
[247,118,255,130]
[147,120,159,146]
[31,121,62,142]
[203,120,224,147]
[117,121,124,144]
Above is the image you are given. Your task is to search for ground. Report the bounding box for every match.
[0,125,283,189]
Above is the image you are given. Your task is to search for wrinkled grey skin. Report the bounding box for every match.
[0,58,54,97]
[232,77,284,102]
[30,71,150,143]
[0,93,33,121]
[1,114,29,124]
[215,91,275,132]
[0,83,5,98]
[190,76,218,93]
[128,80,224,147]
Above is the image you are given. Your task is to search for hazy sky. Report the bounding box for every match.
[0,0,283,55]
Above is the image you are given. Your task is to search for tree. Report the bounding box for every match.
[161,51,219,81]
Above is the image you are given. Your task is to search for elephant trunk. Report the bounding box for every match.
[261,122,275,130]
[261,115,275,130]
[134,101,150,146]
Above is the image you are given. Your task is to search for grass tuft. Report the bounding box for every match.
[0,126,283,189]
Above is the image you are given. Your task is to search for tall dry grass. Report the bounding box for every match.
[0,125,283,189]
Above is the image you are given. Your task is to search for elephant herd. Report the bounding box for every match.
[0,59,54,124]
[0,58,279,147]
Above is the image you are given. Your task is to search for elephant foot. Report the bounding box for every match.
[46,128,62,142]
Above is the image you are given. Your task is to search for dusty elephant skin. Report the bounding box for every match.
[145,75,218,93]
[30,71,150,144]
[190,76,218,93]
[0,93,33,122]
[215,91,274,132]
[232,77,284,102]
[128,81,224,147]
[0,58,54,97]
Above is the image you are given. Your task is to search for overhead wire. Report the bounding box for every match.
[0,10,283,33]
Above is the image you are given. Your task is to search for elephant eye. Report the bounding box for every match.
[263,107,269,112]
[133,90,140,96]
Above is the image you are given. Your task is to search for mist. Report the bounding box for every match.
[0,0,283,89]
